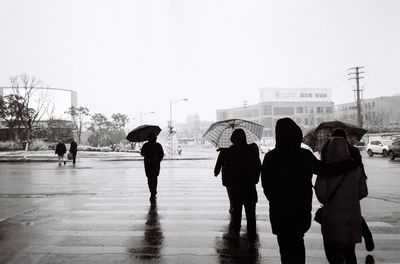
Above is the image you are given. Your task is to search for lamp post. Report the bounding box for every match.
[169,98,188,155]
[140,111,155,125]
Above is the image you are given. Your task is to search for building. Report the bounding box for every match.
[0,87,77,122]
[216,87,334,137]
[335,95,400,131]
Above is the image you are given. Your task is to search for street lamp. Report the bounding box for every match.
[140,111,155,125]
[169,98,188,155]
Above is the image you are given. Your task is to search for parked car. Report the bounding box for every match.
[366,140,393,157]
[388,140,400,160]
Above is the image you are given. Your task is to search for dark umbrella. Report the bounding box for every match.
[202,119,264,148]
[303,121,368,152]
[126,125,161,142]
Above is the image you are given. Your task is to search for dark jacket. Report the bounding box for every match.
[227,129,261,204]
[214,148,232,186]
[70,140,78,154]
[140,135,164,177]
[261,118,321,235]
[55,142,67,155]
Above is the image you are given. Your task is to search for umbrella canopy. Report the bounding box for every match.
[126,125,161,142]
[202,119,264,148]
[303,121,368,152]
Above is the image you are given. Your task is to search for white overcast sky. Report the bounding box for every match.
[0,0,399,128]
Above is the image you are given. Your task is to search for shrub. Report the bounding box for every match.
[29,139,49,151]
[0,140,23,151]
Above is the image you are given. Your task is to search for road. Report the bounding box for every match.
[0,152,399,263]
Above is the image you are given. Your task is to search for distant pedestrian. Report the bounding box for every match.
[69,138,78,165]
[323,128,375,252]
[140,133,164,203]
[55,140,67,166]
[214,148,234,214]
[315,137,368,263]
[226,129,261,240]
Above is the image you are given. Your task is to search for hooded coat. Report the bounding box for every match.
[261,118,321,235]
[227,129,261,203]
[315,137,368,245]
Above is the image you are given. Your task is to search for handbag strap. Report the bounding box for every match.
[324,173,347,205]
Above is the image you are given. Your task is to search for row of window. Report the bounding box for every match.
[260,117,326,128]
[300,93,328,98]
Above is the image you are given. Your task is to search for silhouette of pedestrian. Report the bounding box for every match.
[214,148,234,214]
[226,129,261,240]
[315,137,368,263]
[69,138,78,165]
[325,128,375,252]
[55,140,67,166]
[261,118,322,263]
[140,133,164,202]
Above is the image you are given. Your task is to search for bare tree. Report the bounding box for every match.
[65,106,90,144]
[9,74,51,141]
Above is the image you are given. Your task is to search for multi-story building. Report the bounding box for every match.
[335,95,400,131]
[217,87,334,137]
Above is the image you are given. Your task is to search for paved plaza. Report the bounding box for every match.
[0,153,400,263]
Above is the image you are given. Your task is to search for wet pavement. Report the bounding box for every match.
[0,154,400,263]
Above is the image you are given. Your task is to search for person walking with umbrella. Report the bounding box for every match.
[140,133,164,203]
[322,128,375,252]
[315,136,368,263]
[226,129,261,240]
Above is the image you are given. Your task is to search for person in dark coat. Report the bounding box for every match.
[227,129,261,239]
[140,133,164,202]
[69,138,78,165]
[323,128,375,252]
[261,118,321,263]
[55,140,67,166]
[214,148,234,213]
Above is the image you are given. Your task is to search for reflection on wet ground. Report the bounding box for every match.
[129,202,164,262]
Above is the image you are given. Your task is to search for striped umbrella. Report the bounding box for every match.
[303,121,368,152]
[202,119,264,148]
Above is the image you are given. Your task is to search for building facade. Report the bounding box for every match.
[217,87,334,137]
[0,87,77,122]
[335,95,400,131]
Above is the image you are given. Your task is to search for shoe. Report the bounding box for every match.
[223,230,239,240]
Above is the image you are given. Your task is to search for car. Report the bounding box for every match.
[366,139,393,157]
[388,140,400,160]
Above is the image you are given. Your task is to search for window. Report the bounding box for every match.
[260,117,273,128]
[309,107,314,113]
[273,107,294,116]
[304,118,309,125]
[325,107,333,113]
[296,107,303,114]
[263,105,272,115]
[317,107,324,113]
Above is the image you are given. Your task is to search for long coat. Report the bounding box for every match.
[228,142,261,204]
[262,147,320,235]
[140,141,164,177]
[315,163,368,245]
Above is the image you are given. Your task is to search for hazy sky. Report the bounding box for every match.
[1,0,399,128]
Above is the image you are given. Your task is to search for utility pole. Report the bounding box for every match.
[348,66,365,127]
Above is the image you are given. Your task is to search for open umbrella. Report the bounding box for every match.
[303,121,368,152]
[126,125,161,142]
[202,119,264,148]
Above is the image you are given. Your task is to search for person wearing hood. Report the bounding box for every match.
[227,129,261,240]
[140,133,164,202]
[315,136,368,263]
[261,118,322,263]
